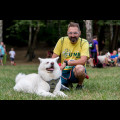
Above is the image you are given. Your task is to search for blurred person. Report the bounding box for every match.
[3,44,7,65]
[117,48,120,66]
[9,48,16,65]
[46,50,53,58]
[110,50,118,66]
[90,35,99,67]
[0,42,5,66]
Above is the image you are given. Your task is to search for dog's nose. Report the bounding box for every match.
[51,62,54,65]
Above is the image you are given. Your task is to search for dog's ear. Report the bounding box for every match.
[55,57,59,62]
[38,58,43,63]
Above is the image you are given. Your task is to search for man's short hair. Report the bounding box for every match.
[93,35,97,39]
[68,22,80,31]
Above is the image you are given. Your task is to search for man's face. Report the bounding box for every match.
[67,27,81,44]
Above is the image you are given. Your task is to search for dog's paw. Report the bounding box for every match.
[48,94,56,97]
[53,91,68,97]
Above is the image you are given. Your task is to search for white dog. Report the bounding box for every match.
[97,52,111,64]
[13,57,67,97]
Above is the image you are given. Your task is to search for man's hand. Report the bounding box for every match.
[60,62,66,70]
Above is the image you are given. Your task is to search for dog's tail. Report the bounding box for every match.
[15,73,26,83]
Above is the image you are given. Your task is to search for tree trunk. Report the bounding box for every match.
[32,22,40,49]
[98,25,105,51]
[58,20,61,38]
[84,20,93,55]
[25,21,32,60]
[109,24,113,52]
[0,20,3,42]
[93,20,99,35]
[28,21,40,61]
[111,25,119,51]
[110,24,113,40]
[84,20,93,42]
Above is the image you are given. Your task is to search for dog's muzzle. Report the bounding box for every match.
[46,62,54,71]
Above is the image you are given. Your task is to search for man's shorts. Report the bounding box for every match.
[61,66,87,85]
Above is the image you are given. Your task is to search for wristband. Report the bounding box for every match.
[64,60,68,66]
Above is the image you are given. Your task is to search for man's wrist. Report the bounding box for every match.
[64,60,68,66]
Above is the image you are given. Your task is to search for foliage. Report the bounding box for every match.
[97,20,120,26]
[4,20,85,47]
[4,20,120,51]
[5,20,46,46]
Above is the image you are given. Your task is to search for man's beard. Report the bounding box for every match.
[69,37,79,43]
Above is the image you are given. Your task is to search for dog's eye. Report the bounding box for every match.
[46,62,49,64]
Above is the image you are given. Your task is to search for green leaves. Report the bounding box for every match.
[97,20,120,26]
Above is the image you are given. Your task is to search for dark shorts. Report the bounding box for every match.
[0,55,4,60]
[91,52,97,63]
[10,57,14,61]
[61,66,87,85]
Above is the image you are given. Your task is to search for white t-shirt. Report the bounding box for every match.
[118,52,120,57]
[9,51,15,58]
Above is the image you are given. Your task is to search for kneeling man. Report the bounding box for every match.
[52,22,89,90]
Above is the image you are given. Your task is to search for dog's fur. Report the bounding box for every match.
[97,52,111,64]
[13,57,67,97]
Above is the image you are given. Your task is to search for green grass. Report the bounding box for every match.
[0,65,120,100]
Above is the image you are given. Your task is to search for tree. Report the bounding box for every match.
[84,20,93,42]
[0,20,3,42]
[97,20,120,52]
[25,20,43,61]
[6,20,45,61]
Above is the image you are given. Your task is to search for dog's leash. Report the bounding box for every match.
[61,70,72,81]
[61,70,73,88]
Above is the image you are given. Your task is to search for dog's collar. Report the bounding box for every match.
[46,77,60,93]
[48,77,60,82]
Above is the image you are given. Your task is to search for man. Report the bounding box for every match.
[0,42,5,66]
[52,22,89,90]
[90,35,99,67]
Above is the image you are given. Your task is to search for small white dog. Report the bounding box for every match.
[13,57,67,97]
[97,52,111,64]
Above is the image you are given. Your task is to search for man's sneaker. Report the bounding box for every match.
[76,84,84,90]
[67,82,73,88]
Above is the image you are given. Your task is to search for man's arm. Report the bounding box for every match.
[96,44,99,55]
[52,53,59,58]
[52,53,64,70]
[68,56,87,66]
[60,56,87,71]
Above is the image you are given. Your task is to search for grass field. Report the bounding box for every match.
[0,64,120,100]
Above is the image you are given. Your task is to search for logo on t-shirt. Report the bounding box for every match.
[62,49,80,59]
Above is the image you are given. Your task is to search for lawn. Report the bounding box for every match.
[0,64,120,100]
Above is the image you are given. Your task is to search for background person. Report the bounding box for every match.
[52,22,89,90]
[110,50,118,66]
[90,35,99,67]
[117,48,120,66]
[9,48,16,65]
[0,42,5,66]
[3,44,7,65]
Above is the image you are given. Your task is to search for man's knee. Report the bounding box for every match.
[73,65,85,76]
